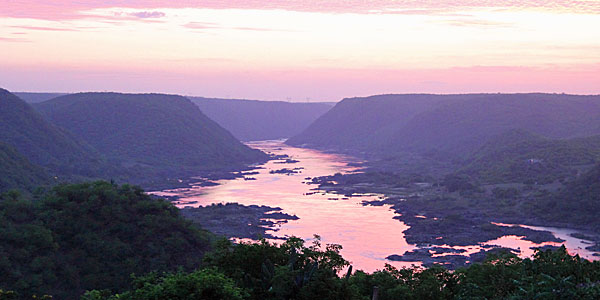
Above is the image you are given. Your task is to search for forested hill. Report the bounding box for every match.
[190,97,333,141]
[287,93,600,158]
[0,142,50,192]
[35,93,268,175]
[286,94,444,151]
[0,88,105,178]
[458,129,600,184]
[537,163,600,231]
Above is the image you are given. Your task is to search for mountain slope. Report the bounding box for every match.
[286,94,446,151]
[387,94,600,157]
[0,142,49,192]
[535,164,600,230]
[288,94,600,158]
[459,130,600,184]
[35,93,267,175]
[190,97,333,141]
[0,88,104,177]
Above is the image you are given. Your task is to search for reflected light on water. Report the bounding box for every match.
[153,140,418,272]
[152,140,598,271]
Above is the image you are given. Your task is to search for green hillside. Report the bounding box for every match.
[534,164,600,231]
[0,88,106,178]
[0,142,49,192]
[35,93,267,176]
[190,97,333,141]
[0,181,212,299]
[459,130,600,184]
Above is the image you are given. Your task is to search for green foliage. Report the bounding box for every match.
[461,129,600,184]
[34,92,267,181]
[442,174,476,193]
[0,181,212,299]
[99,268,247,300]
[203,236,352,300]
[0,88,108,179]
[97,244,600,300]
[535,164,600,230]
[0,143,49,192]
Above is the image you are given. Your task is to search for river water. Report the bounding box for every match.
[153,140,598,271]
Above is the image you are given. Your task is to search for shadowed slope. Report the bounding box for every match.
[35,93,267,175]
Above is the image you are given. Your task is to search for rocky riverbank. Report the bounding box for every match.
[181,203,299,240]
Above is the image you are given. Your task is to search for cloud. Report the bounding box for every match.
[10,25,78,32]
[128,11,166,19]
[183,22,220,30]
[441,18,513,27]
[0,37,30,42]
[183,22,290,32]
[1,1,599,21]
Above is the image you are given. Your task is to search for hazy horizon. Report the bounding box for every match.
[2,1,599,101]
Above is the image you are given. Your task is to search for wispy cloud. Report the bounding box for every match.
[183,22,220,30]
[10,25,78,32]
[183,22,291,32]
[0,36,30,42]
[1,1,599,21]
[440,18,514,27]
[128,11,165,19]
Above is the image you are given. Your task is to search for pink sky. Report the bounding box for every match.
[1,1,599,101]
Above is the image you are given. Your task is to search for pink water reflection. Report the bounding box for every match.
[154,140,418,272]
[152,141,599,270]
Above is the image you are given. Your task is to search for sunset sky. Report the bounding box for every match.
[1,1,599,101]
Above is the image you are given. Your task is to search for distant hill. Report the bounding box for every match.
[0,88,105,178]
[190,97,333,141]
[288,94,600,159]
[14,92,67,103]
[0,142,49,192]
[459,129,600,184]
[35,93,268,177]
[286,94,444,151]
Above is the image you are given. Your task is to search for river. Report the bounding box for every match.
[153,140,599,271]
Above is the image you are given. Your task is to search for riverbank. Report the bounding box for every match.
[181,202,299,239]
[308,171,600,265]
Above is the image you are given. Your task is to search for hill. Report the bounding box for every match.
[0,181,212,299]
[459,130,600,184]
[190,97,333,141]
[287,94,600,159]
[0,88,106,178]
[35,93,268,177]
[534,164,600,231]
[13,92,67,103]
[286,94,445,152]
[0,142,49,192]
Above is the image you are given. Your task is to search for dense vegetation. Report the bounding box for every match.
[2,181,599,299]
[288,93,600,159]
[459,130,600,184]
[190,97,333,141]
[34,92,267,182]
[87,240,600,300]
[0,181,212,299]
[0,88,107,181]
[0,142,50,192]
[535,164,600,231]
